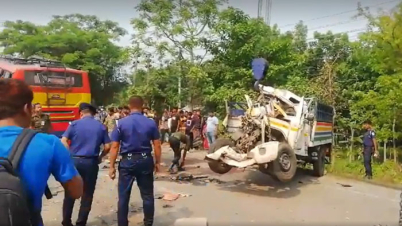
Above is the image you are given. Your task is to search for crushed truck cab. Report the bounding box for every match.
[205,58,335,182]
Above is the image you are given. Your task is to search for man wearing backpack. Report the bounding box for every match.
[0,79,83,226]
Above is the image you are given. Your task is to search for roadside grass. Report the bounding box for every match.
[328,150,402,186]
[213,131,402,186]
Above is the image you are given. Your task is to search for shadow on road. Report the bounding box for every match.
[158,148,322,199]
[156,159,321,199]
[153,207,193,226]
[215,168,320,199]
[78,202,193,226]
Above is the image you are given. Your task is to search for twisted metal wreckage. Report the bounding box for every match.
[205,58,335,182]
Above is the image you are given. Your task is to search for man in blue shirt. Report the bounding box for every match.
[362,120,378,180]
[0,79,83,226]
[61,103,111,226]
[109,95,162,226]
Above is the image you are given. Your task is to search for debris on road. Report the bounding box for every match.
[129,204,143,213]
[172,173,222,183]
[155,191,192,201]
[337,183,352,188]
[179,193,191,197]
[155,194,164,199]
[174,218,208,226]
[163,204,173,208]
[162,192,180,201]
[174,173,193,181]
[155,172,227,186]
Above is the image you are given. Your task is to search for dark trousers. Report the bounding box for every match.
[186,130,194,149]
[160,129,169,143]
[118,153,154,226]
[62,158,99,226]
[169,136,181,169]
[363,147,373,177]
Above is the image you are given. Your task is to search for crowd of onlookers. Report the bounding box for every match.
[0,77,222,226]
[95,106,220,150]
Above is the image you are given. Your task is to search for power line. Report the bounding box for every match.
[280,0,400,29]
[306,28,367,41]
[307,18,366,32]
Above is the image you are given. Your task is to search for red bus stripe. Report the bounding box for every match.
[48,113,75,117]
[52,122,70,132]
[317,122,333,126]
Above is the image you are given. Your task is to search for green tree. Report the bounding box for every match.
[0,14,129,105]
[130,0,225,109]
[203,7,299,113]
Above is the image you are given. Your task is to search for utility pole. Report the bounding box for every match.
[257,0,272,26]
[257,0,263,19]
[265,0,272,26]
[145,53,152,85]
[132,59,139,86]
[178,49,183,109]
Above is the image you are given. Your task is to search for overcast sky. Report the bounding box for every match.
[1,0,400,47]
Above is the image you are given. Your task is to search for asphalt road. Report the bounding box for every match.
[42,147,401,226]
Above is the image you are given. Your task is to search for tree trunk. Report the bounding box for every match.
[384,141,387,163]
[349,127,354,163]
[393,149,397,163]
[392,116,397,163]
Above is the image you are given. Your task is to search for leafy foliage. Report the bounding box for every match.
[2,1,402,168]
[126,2,402,165]
[0,14,129,105]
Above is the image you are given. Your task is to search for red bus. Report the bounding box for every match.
[0,56,91,137]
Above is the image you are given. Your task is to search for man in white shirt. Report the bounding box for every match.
[206,112,219,146]
[160,110,169,143]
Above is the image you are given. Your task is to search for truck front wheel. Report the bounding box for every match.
[271,143,297,183]
[207,138,234,174]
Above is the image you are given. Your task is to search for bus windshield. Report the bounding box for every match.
[24,70,83,88]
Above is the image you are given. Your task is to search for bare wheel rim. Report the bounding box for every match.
[279,153,291,172]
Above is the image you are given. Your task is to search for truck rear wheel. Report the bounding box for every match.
[271,143,297,183]
[312,146,326,177]
[207,138,234,174]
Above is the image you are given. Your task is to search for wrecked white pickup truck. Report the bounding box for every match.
[205,58,335,182]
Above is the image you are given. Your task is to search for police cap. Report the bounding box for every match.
[79,102,97,114]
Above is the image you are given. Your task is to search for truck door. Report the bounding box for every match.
[294,98,313,156]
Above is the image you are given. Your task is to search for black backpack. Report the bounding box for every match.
[0,128,38,226]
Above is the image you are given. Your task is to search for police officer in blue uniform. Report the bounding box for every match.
[109,95,162,226]
[60,103,111,226]
[362,120,378,180]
